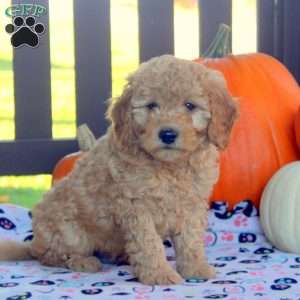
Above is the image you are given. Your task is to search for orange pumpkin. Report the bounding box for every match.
[52,152,82,185]
[195,25,300,209]
[52,124,96,185]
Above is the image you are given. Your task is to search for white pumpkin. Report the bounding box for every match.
[260,161,300,253]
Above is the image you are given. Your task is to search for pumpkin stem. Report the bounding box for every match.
[202,23,232,58]
[77,124,96,151]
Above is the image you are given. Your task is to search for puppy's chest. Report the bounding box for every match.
[110,156,216,234]
[126,166,197,200]
[154,169,195,199]
[139,169,200,235]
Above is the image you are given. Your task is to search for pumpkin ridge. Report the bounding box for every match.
[256,55,285,167]
[265,117,282,166]
[270,169,288,250]
[258,55,300,165]
[260,171,276,245]
[293,179,300,251]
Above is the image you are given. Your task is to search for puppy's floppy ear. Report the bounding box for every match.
[204,69,239,150]
[106,84,135,149]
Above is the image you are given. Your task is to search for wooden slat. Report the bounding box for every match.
[0,139,78,175]
[258,0,300,83]
[138,0,174,62]
[257,0,277,56]
[13,0,52,139]
[73,0,111,137]
[279,0,300,83]
[199,0,232,54]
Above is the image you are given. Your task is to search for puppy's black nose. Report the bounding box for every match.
[159,128,178,145]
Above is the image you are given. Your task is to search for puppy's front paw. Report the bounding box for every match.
[66,255,102,273]
[139,265,183,285]
[178,263,216,279]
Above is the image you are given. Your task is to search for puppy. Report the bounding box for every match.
[0,55,238,285]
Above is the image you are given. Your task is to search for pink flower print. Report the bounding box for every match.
[0,267,9,273]
[204,231,217,247]
[71,273,82,279]
[234,215,248,227]
[250,283,265,292]
[224,286,245,294]
[221,232,234,242]
[204,234,213,246]
[272,264,283,270]
[249,271,264,277]
[63,288,76,293]
[278,271,288,275]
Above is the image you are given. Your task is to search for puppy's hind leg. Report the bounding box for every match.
[31,221,101,273]
[66,255,101,273]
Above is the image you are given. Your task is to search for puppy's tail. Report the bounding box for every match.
[0,240,32,261]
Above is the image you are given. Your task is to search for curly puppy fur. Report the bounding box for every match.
[0,55,238,285]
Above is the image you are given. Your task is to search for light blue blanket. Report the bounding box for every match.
[0,201,298,300]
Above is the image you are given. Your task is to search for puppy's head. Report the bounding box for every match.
[107,55,238,162]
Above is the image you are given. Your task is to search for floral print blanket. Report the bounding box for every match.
[0,201,299,300]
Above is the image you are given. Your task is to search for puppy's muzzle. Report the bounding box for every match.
[158,128,178,145]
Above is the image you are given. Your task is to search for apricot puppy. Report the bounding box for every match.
[0,55,238,285]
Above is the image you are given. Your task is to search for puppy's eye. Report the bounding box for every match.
[146,102,159,110]
[185,102,197,111]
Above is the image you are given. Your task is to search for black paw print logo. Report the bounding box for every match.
[5,16,45,48]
